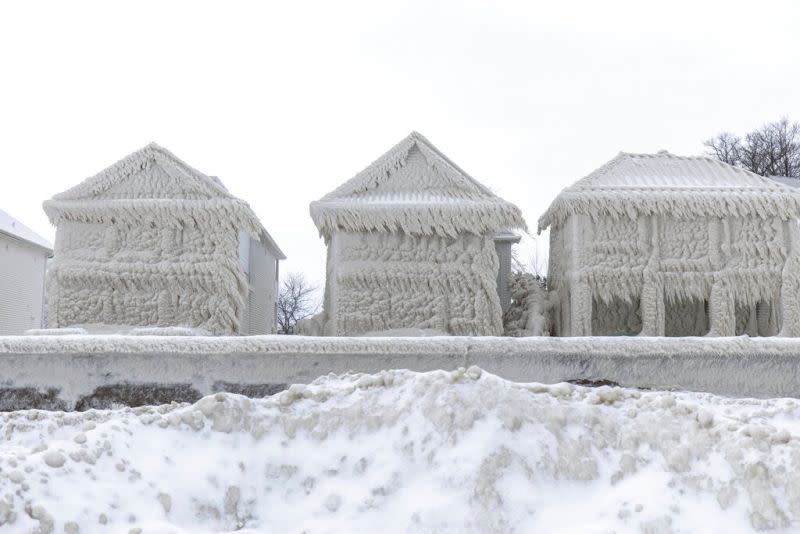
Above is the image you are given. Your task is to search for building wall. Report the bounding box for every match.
[494,240,514,313]
[48,220,248,335]
[241,236,279,335]
[324,231,503,336]
[550,213,794,337]
[0,234,48,335]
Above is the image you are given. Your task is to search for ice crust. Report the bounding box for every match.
[1,368,800,533]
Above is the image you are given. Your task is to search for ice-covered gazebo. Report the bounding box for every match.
[310,131,526,336]
[43,143,284,335]
[540,150,800,337]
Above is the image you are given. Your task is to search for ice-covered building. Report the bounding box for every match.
[43,143,284,335]
[0,209,52,335]
[540,151,800,337]
[309,131,526,336]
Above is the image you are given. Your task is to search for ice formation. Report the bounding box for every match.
[502,272,551,336]
[541,151,800,337]
[1,368,800,533]
[309,132,526,336]
[42,144,283,335]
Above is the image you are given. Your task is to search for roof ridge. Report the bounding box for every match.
[639,150,789,187]
[42,145,284,257]
[311,132,527,237]
[538,150,800,232]
[573,150,785,190]
[408,132,496,197]
[50,143,232,202]
[319,131,499,201]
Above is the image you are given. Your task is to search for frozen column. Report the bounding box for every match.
[780,221,800,336]
[640,217,663,336]
[708,280,735,336]
[640,276,664,336]
[569,279,592,336]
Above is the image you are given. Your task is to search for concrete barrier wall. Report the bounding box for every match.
[2,335,800,410]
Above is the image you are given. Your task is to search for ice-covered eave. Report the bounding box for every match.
[310,200,528,239]
[538,189,800,232]
[43,198,266,239]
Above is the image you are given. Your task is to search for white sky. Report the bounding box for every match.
[2,0,800,287]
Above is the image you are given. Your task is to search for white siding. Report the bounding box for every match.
[0,234,47,335]
[242,238,278,335]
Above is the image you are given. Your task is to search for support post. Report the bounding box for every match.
[569,280,592,336]
[708,281,735,336]
[780,221,800,337]
[640,277,665,336]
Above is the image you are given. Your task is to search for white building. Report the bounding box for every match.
[43,143,284,335]
[540,151,800,337]
[310,131,526,336]
[0,209,52,335]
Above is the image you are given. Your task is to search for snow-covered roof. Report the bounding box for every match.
[310,132,527,238]
[769,176,800,188]
[0,208,52,252]
[539,150,800,232]
[43,143,285,259]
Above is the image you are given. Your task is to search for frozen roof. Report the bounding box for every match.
[0,209,52,252]
[769,176,800,188]
[539,151,800,232]
[310,131,527,238]
[43,143,285,259]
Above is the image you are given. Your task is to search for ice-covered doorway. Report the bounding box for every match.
[591,297,642,336]
[734,301,778,337]
[665,298,709,337]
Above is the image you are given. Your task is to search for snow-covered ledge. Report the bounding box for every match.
[2,335,800,409]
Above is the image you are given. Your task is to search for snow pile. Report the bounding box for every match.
[24,325,211,336]
[2,369,800,533]
[358,328,450,337]
[503,272,550,336]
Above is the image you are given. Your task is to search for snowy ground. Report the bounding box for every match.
[1,368,800,533]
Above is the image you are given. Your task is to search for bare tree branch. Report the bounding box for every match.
[705,118,800,178]
[704,132,741,167]
[276,273,320,334]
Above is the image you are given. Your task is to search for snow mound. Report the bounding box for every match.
[1,368,800,533]
[23,328,89,336]
[24,324,212,336]
[358,328,450,337]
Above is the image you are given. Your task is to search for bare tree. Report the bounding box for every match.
[511,238,549,284]
[704,131,741,167]
[277,273,319,334]
[705,117,800,178]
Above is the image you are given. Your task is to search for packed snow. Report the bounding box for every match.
[1,368,800,533]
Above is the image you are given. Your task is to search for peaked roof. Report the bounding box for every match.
[0,209,52,252]
[310,131,527,238]
[49,143,234,202]
[538,151,800,232]
[43,143,284,258]
[769,176,800,188]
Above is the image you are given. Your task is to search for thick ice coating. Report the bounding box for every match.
[1,368,800,533]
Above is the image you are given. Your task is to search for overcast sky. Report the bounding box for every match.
[2,0,799,287]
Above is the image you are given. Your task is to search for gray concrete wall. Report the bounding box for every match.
[2,335,800,410]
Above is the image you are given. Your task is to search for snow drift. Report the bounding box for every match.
[1,368,800,533]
